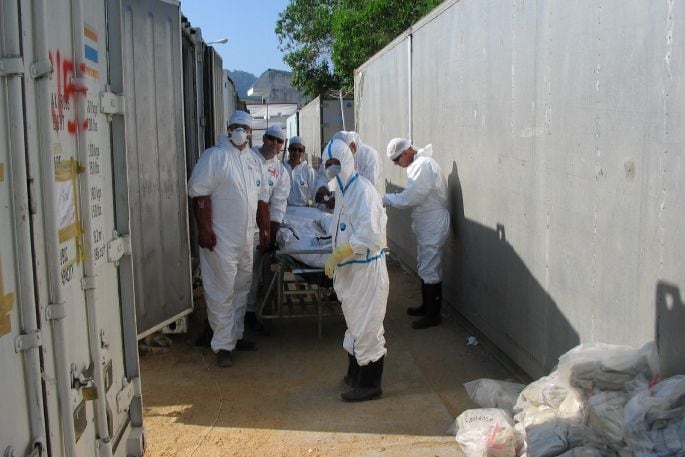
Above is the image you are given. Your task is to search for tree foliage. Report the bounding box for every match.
[276,0,444,97]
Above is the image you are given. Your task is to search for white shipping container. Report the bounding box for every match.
[1,0,194,455]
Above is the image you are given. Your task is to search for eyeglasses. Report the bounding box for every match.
[392,152,402,162]
[264,134,284,144]
[289,147,305,153]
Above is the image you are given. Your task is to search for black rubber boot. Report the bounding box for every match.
[343,353,360,387]
[341,356,384,402]
[406,280,427,316]
[412,282,442,329]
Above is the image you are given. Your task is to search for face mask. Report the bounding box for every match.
[325,164,341,180]
[230,128,248,146]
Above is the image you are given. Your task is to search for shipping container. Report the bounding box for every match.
[1,0,148,455]
[355,0,685,378]
[0,0,211,454]
[297,95,354,168]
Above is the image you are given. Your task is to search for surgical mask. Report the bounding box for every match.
[325,164,341,180]
[230,128,248,146]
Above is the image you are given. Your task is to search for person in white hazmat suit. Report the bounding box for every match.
[383,138,450,329]
[332,131,382,191]
[188,110,271,367]
[322,138,389,402]
[242,125,291,331]
[283,136,316,206]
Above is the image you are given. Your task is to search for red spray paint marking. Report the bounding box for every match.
[49,50,88,135]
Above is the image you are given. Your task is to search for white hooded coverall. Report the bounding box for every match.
[188,135,269,352]
[243,148,291,315]
[383,144,449,284]
[326,139,389,366]
[284,161,316,206]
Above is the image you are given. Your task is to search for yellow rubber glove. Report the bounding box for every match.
[324,242,353,279]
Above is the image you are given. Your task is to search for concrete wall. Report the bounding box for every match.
[356,0,685,378]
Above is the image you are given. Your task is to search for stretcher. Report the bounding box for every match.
[258,247,342,338]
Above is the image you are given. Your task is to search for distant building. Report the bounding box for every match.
[247,69,309,147]
[247,69,309,107]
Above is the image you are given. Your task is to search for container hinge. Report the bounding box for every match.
[116,377,139,414]
[0,56,23,76]
[14,330,42,353]
[46,303,66,320]
[30,58,52,79]
[107,234,131,264]
[100,91,125,115]
[81,276,97,290]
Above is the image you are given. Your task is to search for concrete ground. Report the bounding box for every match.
[139,258,525,457]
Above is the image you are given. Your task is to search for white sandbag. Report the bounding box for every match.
[455,408,520,457]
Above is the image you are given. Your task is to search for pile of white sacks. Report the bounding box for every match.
[454,342,685,457]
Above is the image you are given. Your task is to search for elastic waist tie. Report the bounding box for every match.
[338,249,385,267]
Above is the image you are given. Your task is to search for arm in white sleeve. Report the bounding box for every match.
[269,164,291,223]
[188,147,218,197]
[383,161,432,209]
[348,186,387,254]
[306,165,318,202]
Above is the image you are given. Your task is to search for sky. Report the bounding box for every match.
[179,0,292,77]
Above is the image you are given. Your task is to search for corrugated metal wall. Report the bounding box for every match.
[356,0,685,378]
[298,96,323,166]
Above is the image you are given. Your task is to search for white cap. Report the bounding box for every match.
[265,125,286,141]
[289,136,304,146]
[386,138,412,160]
[229,110,253,128]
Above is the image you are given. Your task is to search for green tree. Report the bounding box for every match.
[276,0,444,97]
[275,0,342,97]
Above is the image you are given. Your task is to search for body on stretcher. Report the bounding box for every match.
[257,206,342,337]
[258,248,342,338]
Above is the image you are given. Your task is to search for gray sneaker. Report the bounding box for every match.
[216,350,233,367]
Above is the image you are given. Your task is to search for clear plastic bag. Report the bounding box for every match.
[465,379,526,415]
[555,342,659,394]
[623,375,685,457]
[586,390,630,448]
[455,408,521,457]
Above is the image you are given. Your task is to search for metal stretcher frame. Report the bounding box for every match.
[259,248,342,338]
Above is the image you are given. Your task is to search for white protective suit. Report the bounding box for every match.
[243,148,291,315]
[188,134,268,352]
[326,139,389,366]
[383,144,449,284]
[284,160,316,206]
[333,131,382,190]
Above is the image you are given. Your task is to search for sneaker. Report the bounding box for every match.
[235,339,257,351]
[216,350,233,367]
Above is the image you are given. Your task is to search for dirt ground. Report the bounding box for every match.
[139,258,525,457]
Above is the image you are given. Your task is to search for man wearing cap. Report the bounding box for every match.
[383,138,450,329]
[241,125,291,331]
[284,136,316,207]
[188,110,271,367]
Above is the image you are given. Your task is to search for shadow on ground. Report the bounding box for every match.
[140,260,518,441]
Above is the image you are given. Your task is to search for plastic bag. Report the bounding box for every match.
[555,342,659,394]
[454,408,520,457]
[465,379,526,414]
[586,390,629,447]
[623,375,685,457]
[525,420,598,457]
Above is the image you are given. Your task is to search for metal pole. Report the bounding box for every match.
[338,89,346,131]
[32,0,79,454]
